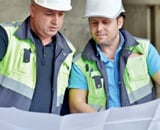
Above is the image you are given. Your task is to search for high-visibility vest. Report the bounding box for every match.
[74,39,153,111]
[0,23,75,114]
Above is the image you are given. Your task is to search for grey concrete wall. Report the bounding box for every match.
[61,0,89,51]
[0,0,30,22]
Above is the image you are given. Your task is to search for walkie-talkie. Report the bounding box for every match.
[23,48,31,63]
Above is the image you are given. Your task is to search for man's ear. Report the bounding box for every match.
[117,16,124,29]
[30,4,35,17]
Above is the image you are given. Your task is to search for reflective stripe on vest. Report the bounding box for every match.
[0,74,34,99]
[127,80,153,104]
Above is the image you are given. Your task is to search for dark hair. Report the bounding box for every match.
[118,12,125,19]
[116,12,125,29]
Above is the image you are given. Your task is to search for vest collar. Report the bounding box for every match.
[14,17,35,44]
[82,38,100,61]
[120,29,138,48]
[55,32,72,54]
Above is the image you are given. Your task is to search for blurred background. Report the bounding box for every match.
[0,0,160,95]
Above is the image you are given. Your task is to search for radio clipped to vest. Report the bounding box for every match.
[23,48,31,63]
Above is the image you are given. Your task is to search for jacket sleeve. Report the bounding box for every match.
[0,25,8,60]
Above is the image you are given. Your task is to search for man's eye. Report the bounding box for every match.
[103,21,110,24]
[59,13,65,16]
[45,11,52,15]
[91,22,98,25]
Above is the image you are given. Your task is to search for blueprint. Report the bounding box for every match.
[0,99,160,130]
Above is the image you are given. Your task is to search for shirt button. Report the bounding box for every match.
[63,52,66,56]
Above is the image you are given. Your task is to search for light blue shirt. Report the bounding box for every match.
[69,32,160,109]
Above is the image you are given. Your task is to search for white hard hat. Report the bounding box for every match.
[84,0,125,18]
[34,0,72,11]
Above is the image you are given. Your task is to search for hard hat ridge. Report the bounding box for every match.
[34,0,72,11]
[84,0,125,18]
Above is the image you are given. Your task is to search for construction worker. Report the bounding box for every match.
[0,0,75,115]
[68,0,160,113]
